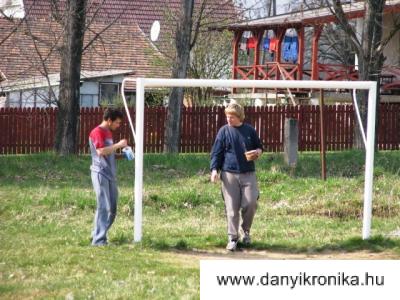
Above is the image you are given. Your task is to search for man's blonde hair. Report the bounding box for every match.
[225,103,245,121]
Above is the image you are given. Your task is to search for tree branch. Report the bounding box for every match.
[82,10,124,52]
[325,0,363,57]
[190,0,207,50]
[379,13,400,51]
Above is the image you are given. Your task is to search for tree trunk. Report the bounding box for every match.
[352,0,385,149]
[164,0,194,153]
[54,0,87,155]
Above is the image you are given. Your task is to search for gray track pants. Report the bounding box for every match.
[91,172,118,245]
[221,171,259,241]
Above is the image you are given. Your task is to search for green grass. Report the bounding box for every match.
[1,150,400,299]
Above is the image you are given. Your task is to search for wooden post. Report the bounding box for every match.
[319,89,326,180]
[232,30,242,94]
[253,30,263,93]
[311,25,322,80]
[275,28,285,81]
[297,26,305,80]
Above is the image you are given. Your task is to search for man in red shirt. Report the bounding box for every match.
[89,108,129,246]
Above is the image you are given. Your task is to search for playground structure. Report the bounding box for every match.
[215,1,400,102]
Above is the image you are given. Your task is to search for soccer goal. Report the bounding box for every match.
[121,78,378,242]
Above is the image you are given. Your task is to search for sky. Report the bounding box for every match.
[236,0,295,19]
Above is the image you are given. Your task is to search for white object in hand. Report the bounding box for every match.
[122,146,134,161]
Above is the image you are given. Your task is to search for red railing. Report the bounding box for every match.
[317,64,358,81]
[381,66,400,93]
[1,105,399,154]
[235,63,359,82]
[235,62,299,81]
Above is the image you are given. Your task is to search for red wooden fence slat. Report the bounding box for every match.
[7,108,13,154]
[13,108,17,154]
[148,107,151,152]
[385,104,390,150]
[48,108,53,151]
[343,105,347,149]
[200,106,206,152]
[274,105,278,152]
[0,109,3,154]
[11,108,15,154]
[36,108,41,152]
[269,105,273,151]
[145,107,149,153]
[183,106,188,153]
[6,109,10,154]
[40,108,46,152]
[43,108,48,151]
[395,104,400,150]
[194,106,199,153]
[384,104,388,150]
[338,105,342,150]
[31,108,35,153]
[21,108,25,154]
[0,109,4,154]
[196,106,201,153]
[330,105,334,151]
[14,108,19,154]
[395,104,399,150]
[22,108,28,154]
[156,107,161,152]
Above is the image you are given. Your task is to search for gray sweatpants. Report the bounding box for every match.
[91,172,118,245]
[221,171,259,241]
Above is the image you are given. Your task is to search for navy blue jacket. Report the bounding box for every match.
[210,123,262,173]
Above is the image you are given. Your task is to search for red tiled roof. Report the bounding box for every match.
[22,0,237,36]
[0,18,169,82]
[1,1,237,84]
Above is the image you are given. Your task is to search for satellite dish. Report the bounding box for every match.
[150,20,160,42]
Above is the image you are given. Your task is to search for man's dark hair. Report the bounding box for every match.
[103,108,124,121]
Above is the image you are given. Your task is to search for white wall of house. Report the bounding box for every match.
[7,86,59,108]
[80,82,99,107]
[5,74,127,108]
[0,96,6,108]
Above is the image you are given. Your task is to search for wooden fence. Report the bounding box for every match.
[1,104,399,154]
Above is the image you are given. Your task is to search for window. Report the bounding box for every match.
[100,83,120,105]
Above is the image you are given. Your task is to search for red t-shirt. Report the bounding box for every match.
[89,126,113,149]
[89,126,116,180]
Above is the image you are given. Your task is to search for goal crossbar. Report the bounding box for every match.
[121,78,377,242]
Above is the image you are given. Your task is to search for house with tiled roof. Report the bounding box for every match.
[0,0,237,107]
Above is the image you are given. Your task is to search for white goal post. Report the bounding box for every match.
[121,78,378,242]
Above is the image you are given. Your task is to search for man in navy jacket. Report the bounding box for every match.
[210,103,262,251]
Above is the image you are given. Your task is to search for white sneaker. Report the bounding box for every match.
[242,231,251,245]
[226,239,237,251]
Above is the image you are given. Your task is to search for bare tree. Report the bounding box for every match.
[162,0,239,153]
[188,29,233,105]
[163,0,195,153]
[54,0,87,155]
[302,0,400,148]
[1,0,127,154]
[326,0,400,148]
[234,0,276,19]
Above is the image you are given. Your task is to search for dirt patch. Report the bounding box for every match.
[167,249,400,266]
